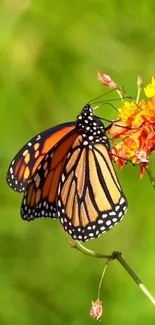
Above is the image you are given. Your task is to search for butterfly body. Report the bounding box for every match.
[76,105,110,149]
[7,104,128,242]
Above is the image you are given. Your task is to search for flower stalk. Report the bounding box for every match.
[136,76,143,104]
[145,166,155,191]
[68,241,155,306]
[97,259,110,299]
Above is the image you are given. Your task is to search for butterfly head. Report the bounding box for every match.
[76,104,109,147]
[77,104,102,128]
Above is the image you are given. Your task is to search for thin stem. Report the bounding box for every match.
[74,241,111,259]
[116,88,124,103]
[136,87,141,104]
[68,241,155,306]
[136,76,143,104]
[115,252,155,305]
[115,252,141,284]
[145,166,155,190]
[97,260,110,299]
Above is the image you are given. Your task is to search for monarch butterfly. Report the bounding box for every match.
[6,103,128,241]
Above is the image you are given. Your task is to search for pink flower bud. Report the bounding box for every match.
[97,71,117,89]
[90,299,103,320]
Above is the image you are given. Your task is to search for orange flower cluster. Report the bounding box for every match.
[98,73,155,178]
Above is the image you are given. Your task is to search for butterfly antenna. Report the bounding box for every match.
[93,101,119,112]
[88,88,121,104]
[92,96,134,112]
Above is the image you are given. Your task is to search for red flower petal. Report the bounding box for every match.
[140,165,146,179]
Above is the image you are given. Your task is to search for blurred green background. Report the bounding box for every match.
[0,0,155,324]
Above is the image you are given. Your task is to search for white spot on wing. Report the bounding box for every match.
[98,219,103,224]
[10,167,13,174]
[115,205,120,211]
[109,211,116,216]
[106,220,111,226]
[118,211,123,218]
[43,162,48,170]
[120,197,125,205]
[102,214,107,218]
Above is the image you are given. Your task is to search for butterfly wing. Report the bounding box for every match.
[57,140,128,241]
[21,130,127,240]
[6,122,76,192]
[20,129,79,220]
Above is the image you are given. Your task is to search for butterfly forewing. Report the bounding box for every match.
[6,122,75,192]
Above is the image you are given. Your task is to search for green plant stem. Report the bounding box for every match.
[97,260,110,299]
[136,76,143,103]
[115,252,155,305]
[145,166,155,191]
[136,87,141,104]
[74,241,111,259]
[116,88,124,103]
[68,241,155,306]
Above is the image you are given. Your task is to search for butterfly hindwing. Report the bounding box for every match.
[57,141,127,241]
[6,122,76,192]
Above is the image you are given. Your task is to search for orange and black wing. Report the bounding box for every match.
[57,140,128,241]
[20,129,79,220]
[21,131,127,241]
[6,122,76,192]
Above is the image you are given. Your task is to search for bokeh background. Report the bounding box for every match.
[1,0,155,324]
